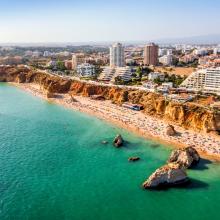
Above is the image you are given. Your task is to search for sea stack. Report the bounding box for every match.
[113,134,124,147]
[142,163,189,189]
[168,146,200,169]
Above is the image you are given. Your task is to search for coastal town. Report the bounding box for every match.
[1,42,220,97]
[1,41,220,156]
[1,42,220,190]
[1,42,220,110]
[1,42,220,143]
[2,0,220,219]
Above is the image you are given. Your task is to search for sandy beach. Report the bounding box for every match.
[10,82,220,161]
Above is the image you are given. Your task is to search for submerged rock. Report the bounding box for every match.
[166,124,177,136]
[113,134,123,147]
[142,163,189,189]
[168,146,200,169]
[128,157,140,162]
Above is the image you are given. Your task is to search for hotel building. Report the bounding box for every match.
[181,68,220,94]
[98,66,132,83]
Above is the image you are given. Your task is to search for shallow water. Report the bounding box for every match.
[1,83,220,220]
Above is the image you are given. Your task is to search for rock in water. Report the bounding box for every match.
[113,134,123,147]
[128,157,140,162]
[142,163,189,189]
[166,124,177,136]
[102,140,108,144]
[168,146,200,169]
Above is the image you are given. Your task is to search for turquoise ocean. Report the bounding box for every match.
[1,83,220,220]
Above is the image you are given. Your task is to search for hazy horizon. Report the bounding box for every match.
[0,0,220,43]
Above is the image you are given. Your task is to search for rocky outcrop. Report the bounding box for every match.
[168,146,200,169]
[90,95,105,100]
[16,72,26,83]
[69,93,78,102]
[128,157,140,162]
[166,124,177,136]
[143,146,200,189]
[113,134,124,147]
[1,66,220,133]
[46,91,55,98]
[142,163,189,189]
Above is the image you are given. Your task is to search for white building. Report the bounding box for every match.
[43,51,52,57]
[159,48,167,57]
[157,83,173,93]
[143,81,157,92]
[167,49,173,55]
[77,63,95,77]
[213,48,220,55]
[159,54,173,66]
[162,82,173,88]
[181,68,220,94]
[110,43,125,67]
[148,72,165,81]
[159,48,173,57]
[98,66,132,83]
[98,67,116,81]
[111,67,132,83]
[193,48,208,56]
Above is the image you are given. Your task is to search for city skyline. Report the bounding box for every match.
[0,0,220,43]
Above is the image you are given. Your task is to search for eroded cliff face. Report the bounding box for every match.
[1,66,220,133]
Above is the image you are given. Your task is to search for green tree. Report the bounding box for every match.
[153,78,162,85]
[114,76,124,85]
[56,60,66,71]
[136,66,143,79]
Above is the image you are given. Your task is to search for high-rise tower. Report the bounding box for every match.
[110,43,125,67]
[144,43,158,66]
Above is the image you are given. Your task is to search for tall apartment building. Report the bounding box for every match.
[181,68,220,94]
[143,43,159,66]
[110,43,125,67]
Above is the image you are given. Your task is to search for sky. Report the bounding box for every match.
[0,0,219,43]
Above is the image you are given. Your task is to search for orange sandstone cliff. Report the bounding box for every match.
[1,66,220,133]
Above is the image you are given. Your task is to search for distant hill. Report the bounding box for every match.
[155,34,220,45]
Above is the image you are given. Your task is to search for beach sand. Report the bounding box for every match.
[10,82,220,161]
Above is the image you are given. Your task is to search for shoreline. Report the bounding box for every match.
[8,82,220,162]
